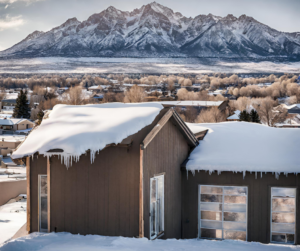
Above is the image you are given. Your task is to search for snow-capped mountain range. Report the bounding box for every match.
[1,2,300,59]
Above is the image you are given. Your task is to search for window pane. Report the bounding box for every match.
[272,213,295,223]
[40,176,47,195]
[272,188,295,198]
[150,179,157,203]
[157,176,164,233]
[272,223,295,233]
[287,234,295,243]
[201,194,222,203]
[201,186,223,194]
[201,228,222,239]
[224,196,246,204]
[224,212,246,222]
[223,222,246,231]
[224,187,247,195]
[272,233,286,243]
[40,195,48,230]
[224,203,246,213]
[224,230,246,241]
[201,203,222,212]
[201,211,222,221]
[201,220,222,229]
[272,198,295,212]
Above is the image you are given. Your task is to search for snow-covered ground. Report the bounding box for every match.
[0,199,26,245]
[0,233,299,251]
[0,58,299,73]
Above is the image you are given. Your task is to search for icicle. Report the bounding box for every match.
[243,170,246,179]
[261,172,262,178]
[255,172,257,179]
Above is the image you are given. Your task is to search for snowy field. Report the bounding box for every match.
[0,199,26,245]
[1,233,299,251]
[0,57,299,73]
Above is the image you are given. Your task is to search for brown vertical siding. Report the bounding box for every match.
[182,170,300,244]
[29,108,169,237]
[143,118,190,239]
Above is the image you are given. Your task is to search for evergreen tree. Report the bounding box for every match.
[36,110,45,125]
[239,110,250,122]
[250,109,261,123]
[13,90,30,119]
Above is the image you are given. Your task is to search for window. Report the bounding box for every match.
[199,185,248,241]
[150,175,164,240]
[38,175,48,232]
[271,187,296,244]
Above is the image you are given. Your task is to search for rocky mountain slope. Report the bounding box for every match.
[1,2,300,59]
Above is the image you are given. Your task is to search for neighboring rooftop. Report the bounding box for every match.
[227,110,241,120]
[185,122,300,178]
[158,101,224,107]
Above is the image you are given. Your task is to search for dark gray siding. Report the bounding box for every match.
[182,170,300,244]
[143,118,190,239]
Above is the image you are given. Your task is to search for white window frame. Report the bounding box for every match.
[149,175,164,240]
[270,187,296,244]
[198,185,248,241]
[38,174,48,232]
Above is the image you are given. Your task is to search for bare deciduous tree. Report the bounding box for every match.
[196,107,226,123]
[124,85,146,103]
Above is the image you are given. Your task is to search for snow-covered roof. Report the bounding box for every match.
[185,122,300,178]
[4,93,18,100]
[227,110,241,120]
[12,103,164,166]
[9,118,33,125]
[0,119,14,126]
[159,101,223,107]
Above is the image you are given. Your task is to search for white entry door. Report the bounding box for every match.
[150,175,164,240]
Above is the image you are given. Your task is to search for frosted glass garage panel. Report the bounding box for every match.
[271,187,296,244]
[199,185,248,241]
[201,203,222,212]
[201,220,222,229]
[272,188,295,198]
[224,203,246,213]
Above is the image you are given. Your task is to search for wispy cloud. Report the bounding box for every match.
[0,0,42,3]
[0,15,24,31]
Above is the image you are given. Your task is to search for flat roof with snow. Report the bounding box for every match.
[159,101,224,107]
[12,103,164,166]
[185,122,300,177]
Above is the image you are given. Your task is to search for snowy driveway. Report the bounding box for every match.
[0,233,299,251]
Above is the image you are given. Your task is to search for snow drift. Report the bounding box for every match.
[186,122,300,178]
[11,103,163,167]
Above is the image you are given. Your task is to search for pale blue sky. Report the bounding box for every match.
[0,0,299,51]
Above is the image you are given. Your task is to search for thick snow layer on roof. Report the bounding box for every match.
[186,122,300,178]
[12,103,163,166]
[0,119,13,125]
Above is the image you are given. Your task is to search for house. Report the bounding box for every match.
[0,118,34,134]
[227,110,241,121]
[11,104,299,245]
[0,99,17,114]
[11,103,198,240]
[183,122,300,244]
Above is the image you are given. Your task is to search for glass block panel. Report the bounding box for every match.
[272,233,286,243]
[287,234,295,244]
[224,203,246,213]
[201,220,222,229]
[201,228,222,239]
[272,188,296,198]
[201,211,222,221]
[223,222,246,231]
[224,196,246,204]
[224,187,247,195]
[224,230,246,241]
[272,213,295,223]
[201,203,222,212]
[272,223,295,233]
[224,212,246,222]
[272,198,295,212]
[201,186,223,194]
[201,194,223,203]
